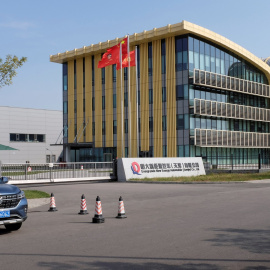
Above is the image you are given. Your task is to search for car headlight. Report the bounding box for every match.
[17,191,25,199]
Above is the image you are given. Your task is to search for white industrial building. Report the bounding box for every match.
[0,106,63,163]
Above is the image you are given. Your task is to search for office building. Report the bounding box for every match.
[50,21,270,165]
[0,106,63,163]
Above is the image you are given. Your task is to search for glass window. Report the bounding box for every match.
[177,114,184,130]
[102,121,105,135]
[163,145,167,157]
[195,117,200,128]
[190,115,195,130]
[188,37,194,51]
[177,145,184,157]
[201,117,206,129]
[162,115,167,131]
[29,134,34,141]
[162,87,166,102]
[176,36,186,71]
[184,114,189,129]
[148,42,152,76]
[194,39,199,53]
[125,119,128,133]
[37,134,45,142]
[63,102,68,114]
[161,39,166,74]
[210,46,215,73]
[189,51,194,73]
[176,85,184,100]
[149,89,153,104]
[113,64,116,82]
[113,94,116,108]
[102,96,105,110]
[64,126,68,138]
[10,133,16,141]
[184,145,189,157]
[124,92,128,107]
[199,41,205,70]
[149,117,153,132]
[113,120,117,134]
[184,85,189,100]
[102,68,105,84]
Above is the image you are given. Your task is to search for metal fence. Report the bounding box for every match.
[203,154,270,171]
[0,162,115,181]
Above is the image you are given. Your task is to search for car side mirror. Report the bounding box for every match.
[0,177,9,184]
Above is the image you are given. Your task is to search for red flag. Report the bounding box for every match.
[120,37,128,56]
[98,45,119,68]
[117,50,136,70]
[98,37,128,69]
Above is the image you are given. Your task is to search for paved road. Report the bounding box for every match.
[1,181,270,270]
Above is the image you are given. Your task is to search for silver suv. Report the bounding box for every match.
[0,177,28,231]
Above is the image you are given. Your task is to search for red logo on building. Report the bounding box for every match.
[131,162,141,175]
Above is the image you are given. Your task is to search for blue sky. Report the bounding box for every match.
[1,0,270,110]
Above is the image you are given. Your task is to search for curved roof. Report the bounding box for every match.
[263,57,270,67]
[50,21,270,82]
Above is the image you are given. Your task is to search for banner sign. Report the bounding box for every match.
[117,157,205,181]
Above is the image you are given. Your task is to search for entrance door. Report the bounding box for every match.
[104,153,112,162]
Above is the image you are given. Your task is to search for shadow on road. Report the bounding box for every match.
[38,261,223,270]
[206,228,270,254]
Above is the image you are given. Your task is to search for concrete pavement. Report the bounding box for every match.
[1,181,270,270]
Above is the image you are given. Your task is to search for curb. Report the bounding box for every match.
[28,198,50,209]
[127,179,270,184]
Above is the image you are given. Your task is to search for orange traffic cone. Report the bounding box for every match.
[48,193,58,212]
[78,194,88,215]
[92,196,105,223]
[116,196,127,218]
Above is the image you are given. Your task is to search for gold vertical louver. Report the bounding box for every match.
[153,40,162,157]
[85,56,92,142]
[130,46,138,157]
[76,58,84,143]
[105,65,113,147]
[94,54,102,147]
[140,43,149,151]
[116,68,124,157]
[166,37,176,157]
[68,60,75,143]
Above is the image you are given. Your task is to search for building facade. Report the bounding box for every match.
[50,21,270,165]
[0,106,63,163]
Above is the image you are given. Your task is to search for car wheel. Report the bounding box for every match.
[5,223,22,231]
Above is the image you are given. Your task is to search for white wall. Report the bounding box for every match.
[0,106,63,163]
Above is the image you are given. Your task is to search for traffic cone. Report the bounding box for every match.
[116,196,127,218]
[92,196,105,223]
[48,193,58,212]
[78,194,88,215]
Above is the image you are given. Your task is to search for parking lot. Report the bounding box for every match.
[1,181,270,270]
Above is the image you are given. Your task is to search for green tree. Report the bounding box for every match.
[0,55,27,88]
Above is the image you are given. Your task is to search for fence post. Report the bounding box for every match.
[73,163,75,178]
[258,153,261,170]
[231,154,233,171]
[25,164,27,180]
[95,162,97,177]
